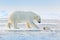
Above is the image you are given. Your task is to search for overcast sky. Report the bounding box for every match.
[0,0,60,19]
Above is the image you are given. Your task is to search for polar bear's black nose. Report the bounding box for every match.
[38,21,41,23]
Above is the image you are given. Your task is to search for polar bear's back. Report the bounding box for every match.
[9,11,37,22]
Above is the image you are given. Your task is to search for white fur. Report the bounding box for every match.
[8,11,41,29]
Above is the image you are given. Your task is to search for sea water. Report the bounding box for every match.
[0,18,60,40]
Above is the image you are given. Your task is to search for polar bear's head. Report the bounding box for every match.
[34,15,41,23]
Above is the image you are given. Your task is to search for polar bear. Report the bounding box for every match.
[7,11,41,29]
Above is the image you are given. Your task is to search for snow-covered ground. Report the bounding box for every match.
[0,18,60,40]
